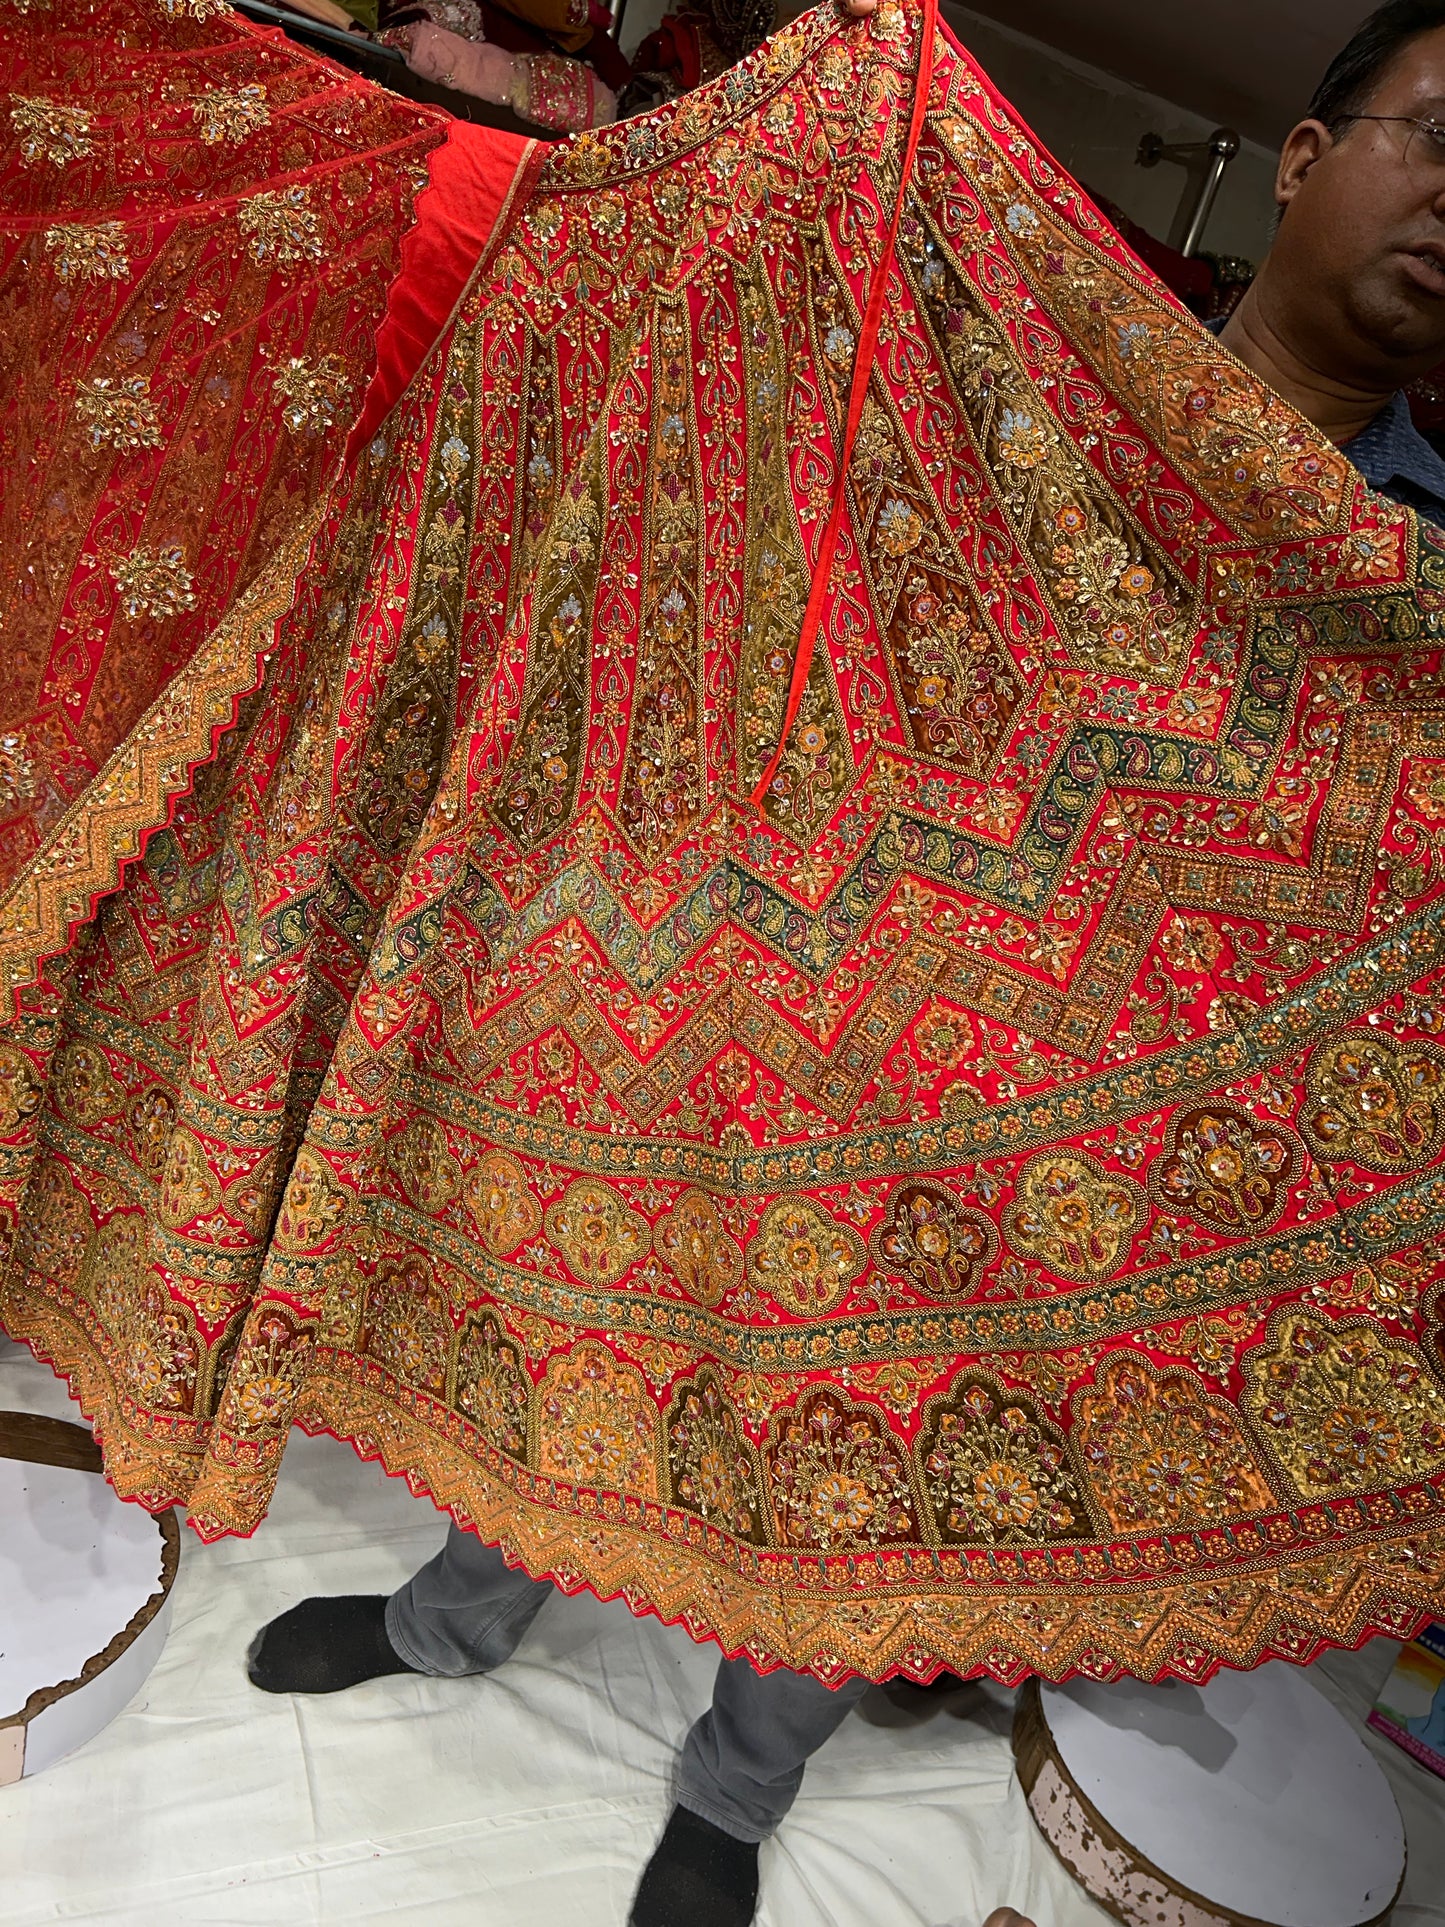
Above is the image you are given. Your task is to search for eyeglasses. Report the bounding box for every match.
[1336,113,1445,174]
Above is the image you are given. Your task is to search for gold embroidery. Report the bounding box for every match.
[74,377,163,454]
[10,97,92,167]
[534,1341,661,1496]
[666,1365,765,1540]
[192,85,269,145]
[237,188,323,269]
[545,1177,650,1284]
[764,1387,917,1551]
[464,1151,542,1256]
[1152,1104,1300,1234]
[269,354,354,436]
[871,1179,996,1297]
[919,1376,1087,1545]
[1302,1033,1445,1173]
[1075,1355,1275,1531]
[747,1196,865,1315]
[654,1188,742,1306]
[454,1310,530,1457]
[44,221,130,283]
[110,545,198,621]
[1245,1313,1445,1500]
[1003,1153,1144,1282]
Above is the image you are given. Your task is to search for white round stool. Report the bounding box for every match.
[1,1411,178,1783]
[1014,1661,1406,1927]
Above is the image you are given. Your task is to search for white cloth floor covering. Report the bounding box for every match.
[2,1334,1443,1927]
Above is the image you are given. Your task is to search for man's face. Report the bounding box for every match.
[1274,25,1445,380]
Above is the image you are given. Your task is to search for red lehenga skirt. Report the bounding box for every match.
[5,0,1445,1688]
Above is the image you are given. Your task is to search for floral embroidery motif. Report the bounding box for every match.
[545,1178,650,1284]
[156,0,230,16]
[362,1255,450,1397]
[127,1086,177,1183]
[238,187,322,268]
[52,1042,124,1126]
[43,221,130,282]
[387,1115,461,1215]
[1244,1314,1445,1500]
[223,1305,311,1433]
[1003,1153,1144,1282]
[271,1148,347,1252]
[74,376,163,454]
[1153,1104,1300,1234]
[464,1152,542,1256]
[872,1180,996,1298]
[534,1342,660,1496]
[765,1388,916,1551]
[0,1041,41,1135]
[192,85,269,145]
[747,1197,865,1315]
[654,1189,742,1306]
[1301,1033,1445,1173]
[1074,1356,1275,1531]
[10,97,93,167]
[454,1311,530,1458]
[269,354,354,436]
[156,1128,221,1230]
[919,1378,1086,1545]
[110,544,198,621]
[667,1366,764,1540]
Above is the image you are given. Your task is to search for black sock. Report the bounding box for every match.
[630,1806,761,1927]
[246,1594,419,1695]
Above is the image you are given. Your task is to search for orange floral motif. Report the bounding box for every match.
[156,1128,221,1231]
[1074,1355,1275,1531]
[1003,1153,1144,1282]
[0,1041,40,1135]
[534,1342,660,1496]
[1153,1104,1300,1234]
[1301,1033,1445,1173]
[654,1189,743,1306]
[464,1152,542,1257]
[872,1179,996,1297]
[748,1197,866,1315]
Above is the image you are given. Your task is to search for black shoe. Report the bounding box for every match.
[246,1593,419,1694]
[630,1806,760,1927]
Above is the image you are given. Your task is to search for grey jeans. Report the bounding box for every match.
[385,1524,868,1842]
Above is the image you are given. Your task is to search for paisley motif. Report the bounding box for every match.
[1152,1104,1300,1234]
[1301,1033,1445,1173]
[1002,1153,1144,1282]
[871,1179,996,1298]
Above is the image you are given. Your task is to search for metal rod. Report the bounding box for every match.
[1137,127,1241,258]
